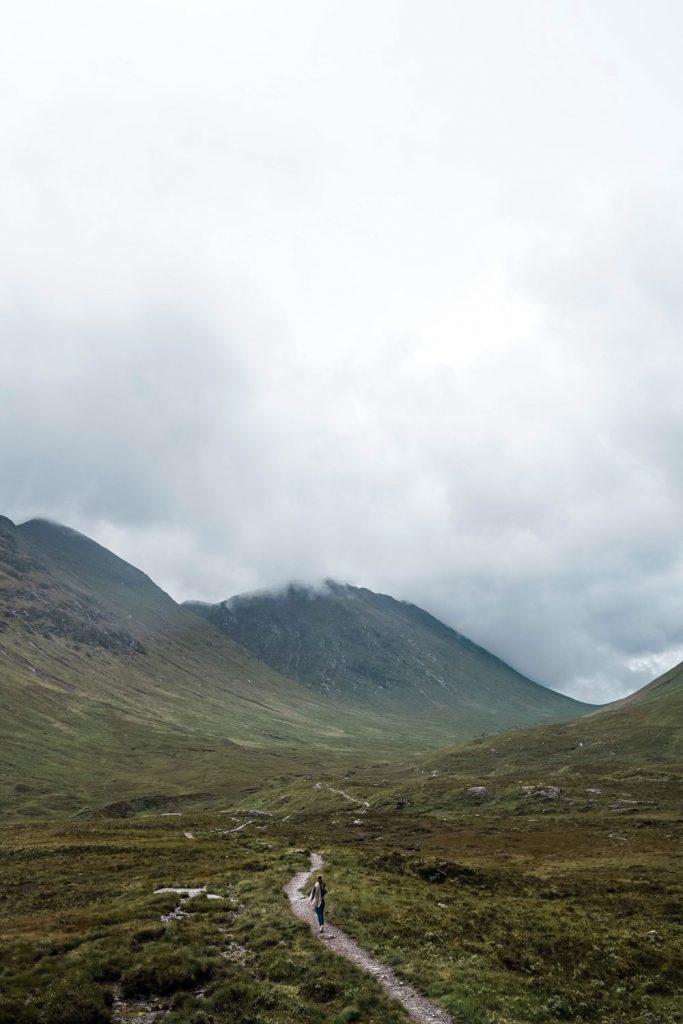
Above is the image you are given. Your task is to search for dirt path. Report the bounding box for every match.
[284,852,456,1024]
[326,786,370,808]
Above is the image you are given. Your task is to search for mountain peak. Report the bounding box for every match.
[185,581,592,734]
[17,517,173,606]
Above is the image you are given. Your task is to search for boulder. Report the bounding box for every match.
[467,786,488,799]
[522,785,561,801]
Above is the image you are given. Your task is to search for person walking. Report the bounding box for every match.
[309,873,327,933]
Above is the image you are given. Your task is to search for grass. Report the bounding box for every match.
[0,516,595,821]
[0,817,412,1024]
[1,806,680,1024]
[294,810,682,1024]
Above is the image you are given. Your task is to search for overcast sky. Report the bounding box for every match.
[3,1,683,702]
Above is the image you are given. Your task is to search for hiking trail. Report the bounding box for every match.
[284,852,456,1024]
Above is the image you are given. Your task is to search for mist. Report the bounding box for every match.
[3,1,683,701]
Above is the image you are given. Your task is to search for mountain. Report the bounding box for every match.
[3,518,592,819]
[0,519,421,817]
[432,652,683,775]
[184,581,593,733]
[242,651,681,820]
[358,652,683,818]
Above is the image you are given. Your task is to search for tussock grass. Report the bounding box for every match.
[294,811,682,1024]
[2,807,681,1023]
[0,817,412,1024]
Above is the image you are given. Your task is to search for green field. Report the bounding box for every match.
[1,806,680,1024]
[2,680,680,1024]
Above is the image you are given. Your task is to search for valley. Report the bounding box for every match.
[0,516,680,1024]
[0,517,593,819]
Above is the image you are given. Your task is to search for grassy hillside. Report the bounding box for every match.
[230,652,681,823]
[404,652,683,814]
[0,519,443,818]
[185,581,593,734]
[1,521,680,1023]
[0,518,600,818]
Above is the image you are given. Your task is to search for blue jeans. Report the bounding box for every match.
[315,901,325,927]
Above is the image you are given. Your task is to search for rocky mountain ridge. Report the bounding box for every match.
[184,580,593,730]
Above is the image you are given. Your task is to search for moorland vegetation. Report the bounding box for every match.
[1,801,680,1024]
[0,515,680,1023]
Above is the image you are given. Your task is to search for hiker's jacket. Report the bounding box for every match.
[309,881,325,908]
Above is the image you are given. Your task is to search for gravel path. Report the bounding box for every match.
[284,852,456,1024]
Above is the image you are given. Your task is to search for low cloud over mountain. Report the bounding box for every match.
[3,2,683,702]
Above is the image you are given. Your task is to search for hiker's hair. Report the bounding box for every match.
[317,874,325,892]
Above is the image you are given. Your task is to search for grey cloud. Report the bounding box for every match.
[4,195,683,704]
[2,307,248,523]
[3,2,683,702]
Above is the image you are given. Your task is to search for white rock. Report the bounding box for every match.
[467,786,488,799]
[155,886,205,897]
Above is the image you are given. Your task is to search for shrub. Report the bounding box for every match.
[0,999,39,1024]
[132,924,166,943]
[40,978,112,1024]
[119,946,215,997]
[300,976,341,1003]
[262,953,308,983]
[332,1008,362,1024]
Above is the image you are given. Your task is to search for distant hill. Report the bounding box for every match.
[359,653,683,818]
[184,581,593,733]
[429,653,682,776]
[2,518,596,819]
[0,519,423,817]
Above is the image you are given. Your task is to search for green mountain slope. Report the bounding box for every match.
[358,655,683,818]
[0,519,430,817]
[184,581,593,734]
[243,657,681,819]
[429,655,682,774]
